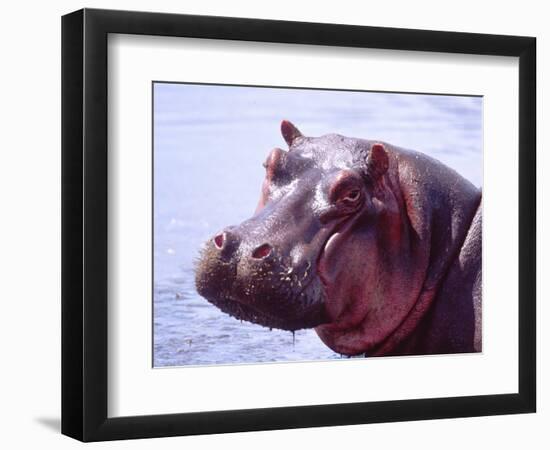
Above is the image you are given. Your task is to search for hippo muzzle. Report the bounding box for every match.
[195,221,328,331]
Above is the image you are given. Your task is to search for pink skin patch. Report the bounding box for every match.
[252,243,272,259]
[214,233,225,249]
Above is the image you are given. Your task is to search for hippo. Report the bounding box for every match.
[195,121,482,356]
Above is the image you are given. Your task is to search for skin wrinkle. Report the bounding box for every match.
[195,121,482,355]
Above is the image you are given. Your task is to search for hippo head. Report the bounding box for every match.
[195,120,390,333]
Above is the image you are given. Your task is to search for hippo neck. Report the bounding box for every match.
[370,146,482,356]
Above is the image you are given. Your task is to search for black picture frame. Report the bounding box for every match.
[61,8,536,442]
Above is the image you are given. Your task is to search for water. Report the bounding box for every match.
[153,82,482,367]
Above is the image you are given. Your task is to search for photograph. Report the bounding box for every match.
[153,82,483,367]
[52,3,537,445]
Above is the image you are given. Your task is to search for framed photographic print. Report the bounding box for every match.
[61,8,536,442]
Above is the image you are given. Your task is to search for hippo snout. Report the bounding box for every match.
[211,230,273,261]
[195,225,328,332]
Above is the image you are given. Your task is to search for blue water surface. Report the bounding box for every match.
[153,83,482,367]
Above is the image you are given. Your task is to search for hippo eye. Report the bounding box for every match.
[339,188,363,207]
[343,189,360,202]
[329,170,365,210]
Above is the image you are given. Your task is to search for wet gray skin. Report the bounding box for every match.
[195,119,482,358]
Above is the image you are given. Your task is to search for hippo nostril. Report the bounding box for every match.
[214,233,225,249]
[252,243,272,259]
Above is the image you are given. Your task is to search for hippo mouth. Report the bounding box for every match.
[205,291,327,331]
[195,239,329,331]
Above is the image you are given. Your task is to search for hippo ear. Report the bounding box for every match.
[281,120,303,147]
[365,143,389,180]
